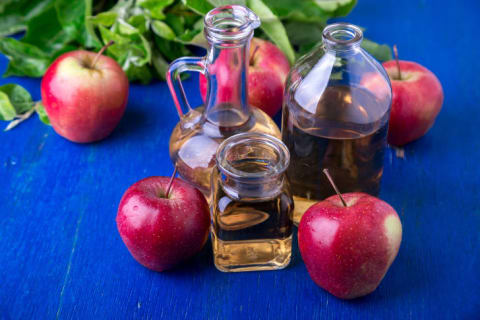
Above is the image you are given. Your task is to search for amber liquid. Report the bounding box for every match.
[282,85,389,224]
[211,160,293,272]
[170,105,280,199]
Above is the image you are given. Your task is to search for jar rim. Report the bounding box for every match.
[216,132,290,181]
[323,23,363,48]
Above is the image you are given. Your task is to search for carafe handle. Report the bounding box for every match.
[166,57,207,118]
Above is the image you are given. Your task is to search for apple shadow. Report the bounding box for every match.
[289,226,303,268]
[161,238,214,278]
[343,242,434,306]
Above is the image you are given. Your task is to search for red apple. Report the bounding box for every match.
[383,60,443,146]
[199,38,290,117]
[41,48,129,143]
[116,176,210,272]
[298,192,402,299]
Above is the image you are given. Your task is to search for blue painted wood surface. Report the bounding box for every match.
[1,1,479,319]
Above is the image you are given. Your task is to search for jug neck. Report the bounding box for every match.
[203,5,260,128]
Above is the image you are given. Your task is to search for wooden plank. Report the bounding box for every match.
[0,0,479,319]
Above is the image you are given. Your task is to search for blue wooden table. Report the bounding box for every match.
[1,1,479,319]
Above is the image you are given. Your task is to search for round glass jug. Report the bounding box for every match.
[281,23,392,224]
[167,5,280,198]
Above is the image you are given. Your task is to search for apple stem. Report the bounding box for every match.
[90,40,115,69]
[323,168,347,207]
[393,44,402,80]
[165,165,178,198]
[249,45,260,66]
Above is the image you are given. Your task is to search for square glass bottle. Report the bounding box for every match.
[210,133,293,272]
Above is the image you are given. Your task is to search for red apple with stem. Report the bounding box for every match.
[116,168,210,272]
[41,41,129,143]
[298,169,402,299]
[383,45,444,146]
[199,38,290,117]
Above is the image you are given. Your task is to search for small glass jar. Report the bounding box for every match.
[210,132,293,272]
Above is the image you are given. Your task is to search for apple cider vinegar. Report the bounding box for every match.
[281,23,392,224]
[167,6,280,199]
[282,85,390,224]
[211,133,293,272]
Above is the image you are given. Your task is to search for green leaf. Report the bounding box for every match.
[0,84,34,114]
[175,28,201,42]
[0,92,17,121]
[88,11,118,26]
[151,49,169,79]
[207,0,246,6]
[362,38,392,62]
[139,0,174,8]
[0,15,26,37]
[260,0,329,22]
[260,0,355,23]
[285,21,324,46]
[183,0,214,15]
[177,30,207,48]
[164,13,185,35]
[124,61,153,84]
[84,0,102,49]
[74,0,108,48]
[0,84,34,121]
[154,36,189,61]
[116,18,141,35]
[138,0,174,19]
[55,0,86,39]
[314,0,357,16]
[247,0,295,64]
[97,24,152,82]
[0,37,50,77]
[22,3,75,55]
[128,15,149,34]
[0,0,56,37]
[35,102,51,125]
[152,20,176,40]
[296,42,317,57]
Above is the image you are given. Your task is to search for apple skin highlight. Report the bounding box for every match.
[298,192,402,299]
[116,177,210,272]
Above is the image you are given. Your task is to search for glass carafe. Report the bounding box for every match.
[167,5,280,198]
[282,23,392,224]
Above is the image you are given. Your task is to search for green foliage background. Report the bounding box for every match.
[0,0,392,83]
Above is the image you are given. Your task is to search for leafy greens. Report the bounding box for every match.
[0,0,392,83]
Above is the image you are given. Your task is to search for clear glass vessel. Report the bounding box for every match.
[211,132,293,272]
[282,23,392,224]
[167,5,280,198]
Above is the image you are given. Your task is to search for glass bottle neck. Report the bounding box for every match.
[216,133,290,200]
[204,38,252,128]
[322,23,363,51]
[201,5,260,128]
